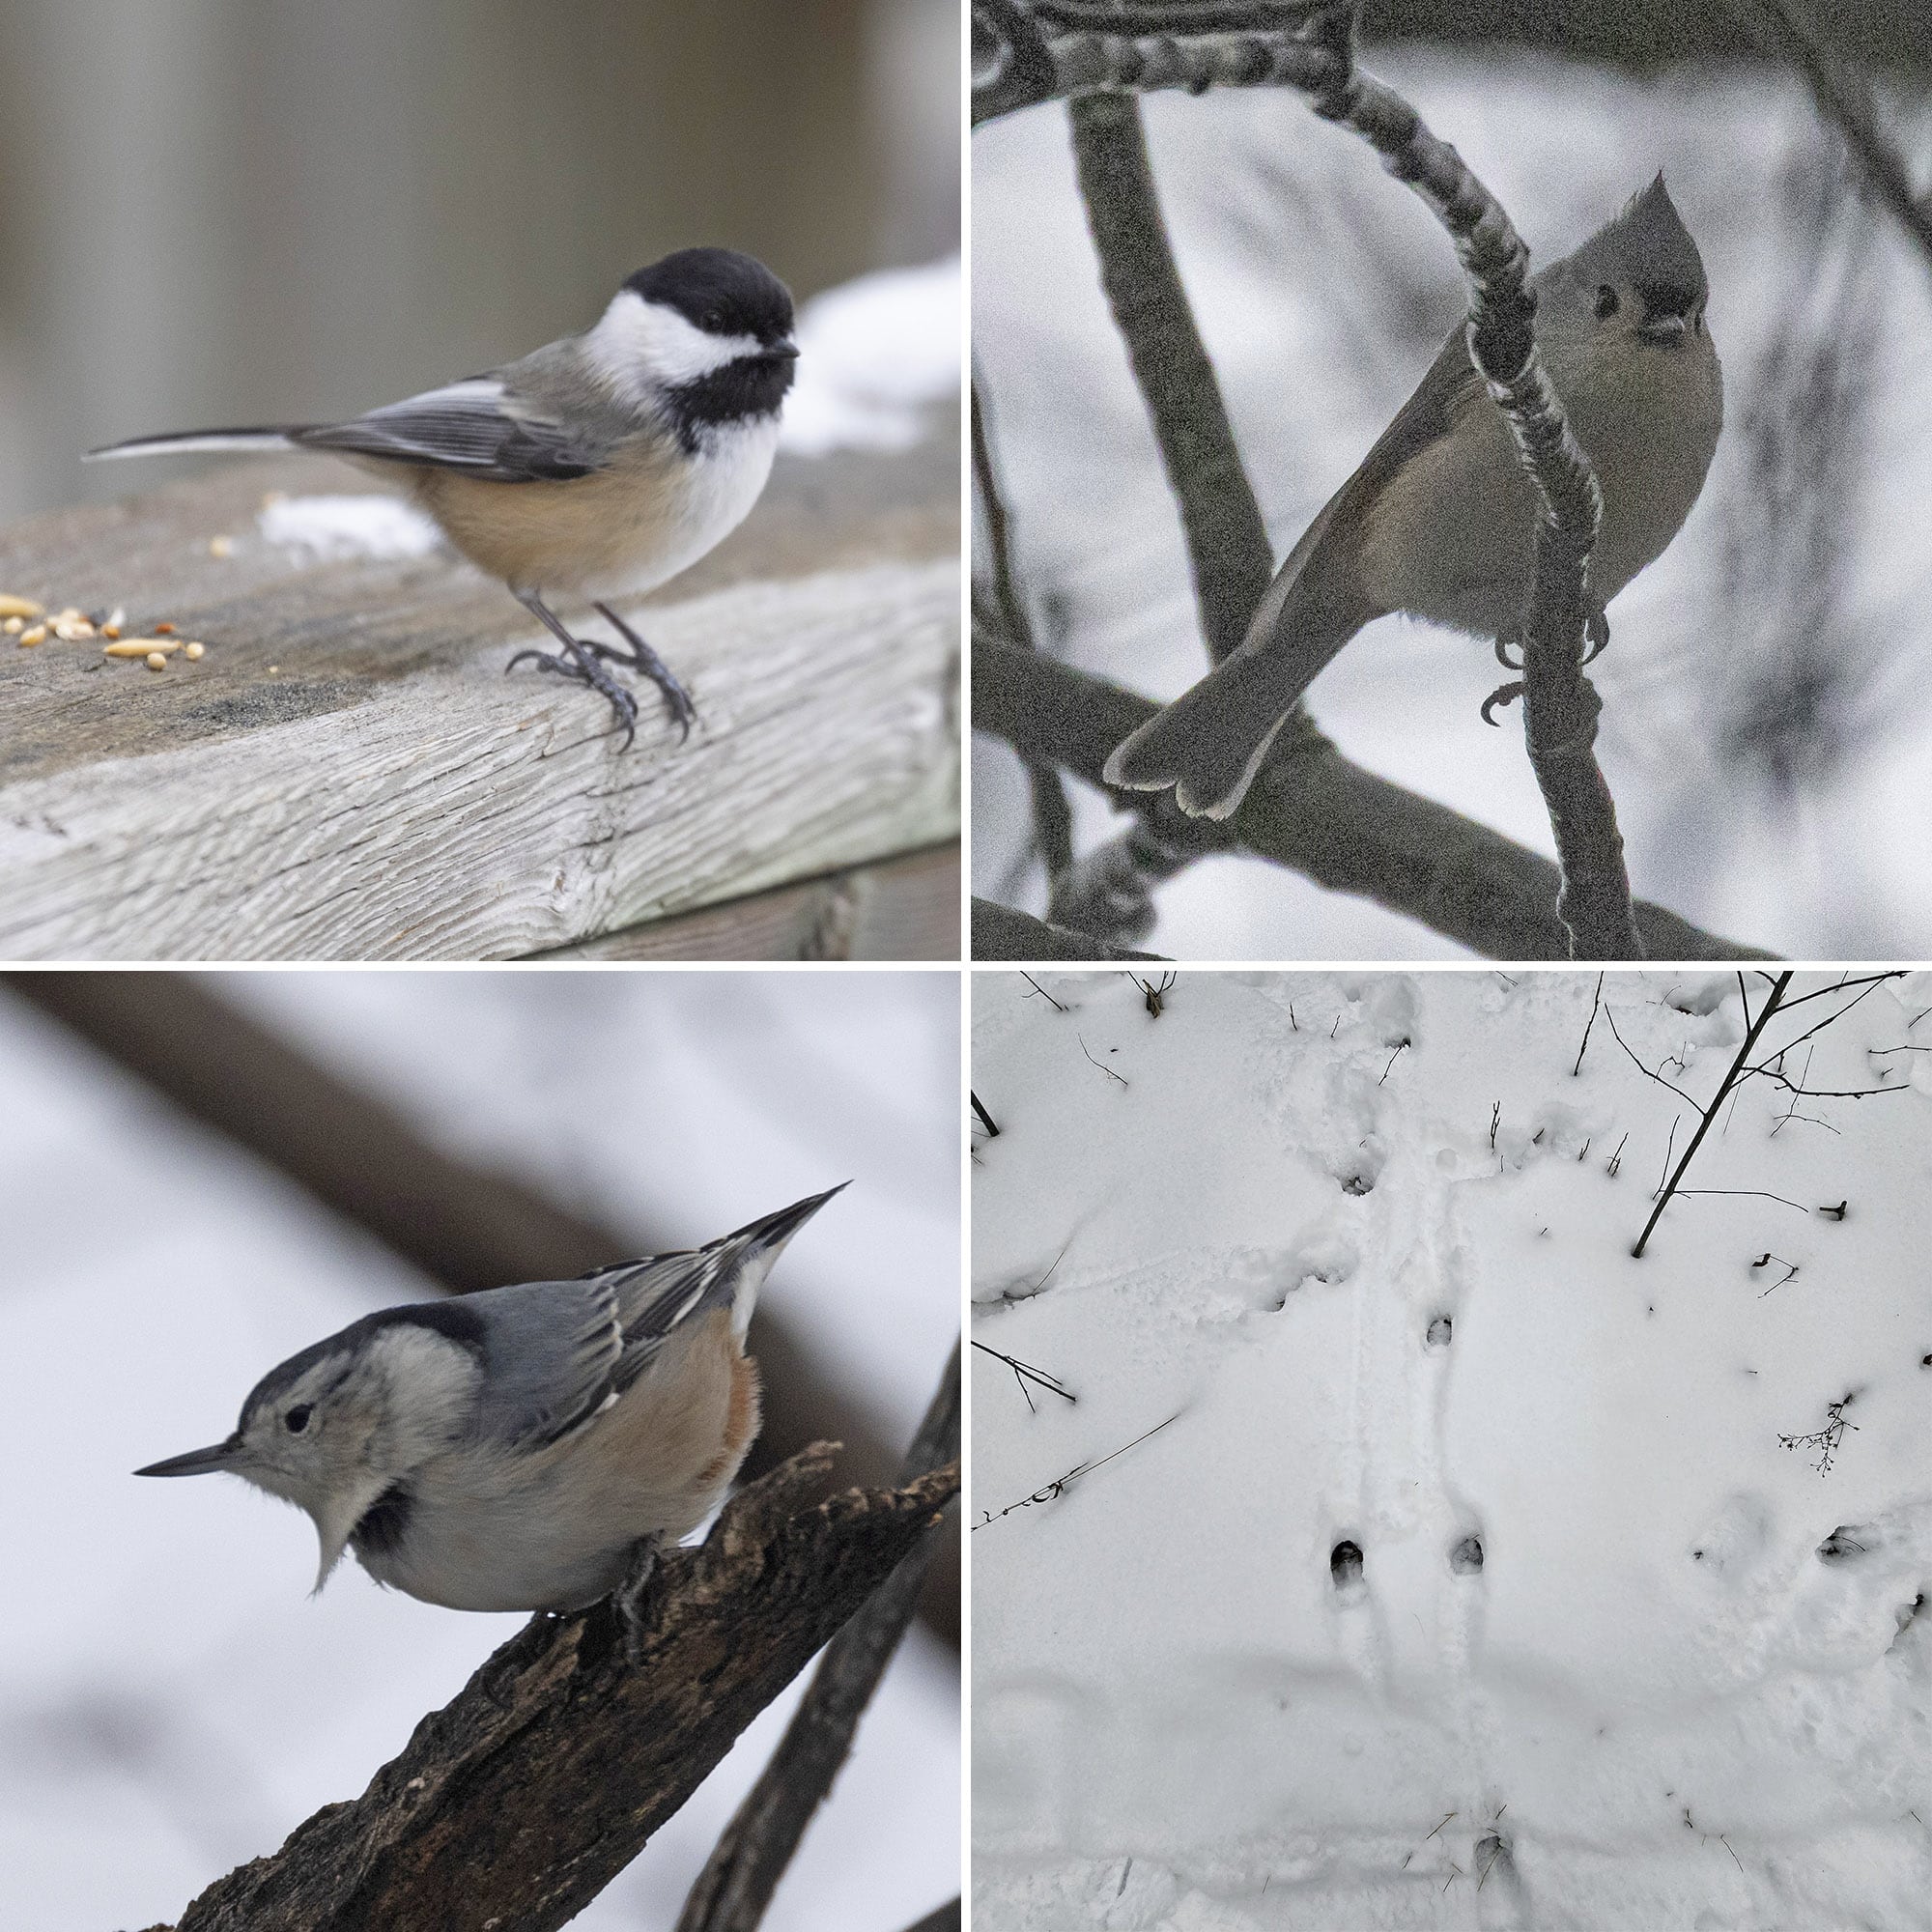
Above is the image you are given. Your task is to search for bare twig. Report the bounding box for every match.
[1018,972,1069,1012]
[973,1339,1077,1410]
[676,1346,960,1932]
[1779,1393,1859,1474]
[971,1091,1002,1139]
[1078,1034,1130,1087]
[1574,972,1605,1076]
[1633,973,1794,1257]
[974,1412,1181,1527]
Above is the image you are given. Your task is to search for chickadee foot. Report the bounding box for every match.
[612,1535,663,1668]
[1493,634,1525,671]
[506,634,642,750]
[1480,678,1525,726]
[592,603,698,741]
[1583,608,1610,665]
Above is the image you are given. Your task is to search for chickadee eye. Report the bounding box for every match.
[285,1405,313,1434]
[1594,284,1620,322]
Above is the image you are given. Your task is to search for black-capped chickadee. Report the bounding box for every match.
[88,247,800,748]
[1104,178,1722,819]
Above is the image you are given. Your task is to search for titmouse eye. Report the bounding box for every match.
[1594,284,1620,322]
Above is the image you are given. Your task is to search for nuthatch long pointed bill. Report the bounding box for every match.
[136,1184,846,1613]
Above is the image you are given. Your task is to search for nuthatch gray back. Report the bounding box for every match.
[136,1186,844,1621]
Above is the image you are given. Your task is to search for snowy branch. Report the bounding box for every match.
[153,1449,957,1932]
[975,637,1765,961]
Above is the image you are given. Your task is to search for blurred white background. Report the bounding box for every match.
[974,42,1932,958]
[0,967,959,1931]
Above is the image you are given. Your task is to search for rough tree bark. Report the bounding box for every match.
[139,1449,957,1932]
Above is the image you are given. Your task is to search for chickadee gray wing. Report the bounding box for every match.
[290,376,604,483]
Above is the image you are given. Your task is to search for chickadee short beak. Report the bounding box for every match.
[1636,313,1690,345]
[135,1436,242,1478]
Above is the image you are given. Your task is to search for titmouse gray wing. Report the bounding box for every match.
[290,378,603,482]
[462,1250,730,1449]
[1103,327,1480,819]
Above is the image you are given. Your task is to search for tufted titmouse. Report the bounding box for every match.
[89,248,799,748]
[1103,176,1723,819]
[135,1185,843,1625]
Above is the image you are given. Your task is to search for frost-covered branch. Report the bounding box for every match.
[976,637,1765,961]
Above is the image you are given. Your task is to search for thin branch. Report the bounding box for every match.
[1633,972,1795,1257]
[1018,972,1069,1012]
[1722,0,1932,270]
[1598,1001,1701,1109]
[1574,972,1605,1076]
[161,1449,959,1932]
[970,1091,1002,1139]
[676,1345,960,1932]
[1078,1033,1130,1086]
[974,1413,1181,1527]
[973,1339,1077,1408]
[972,641,1769,960]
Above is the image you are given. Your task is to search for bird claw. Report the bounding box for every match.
[505,639,639,750]
[612,1536,662,1669]
[593,602,698,742]
[1481,679,1525,725]
[1582,608,1610,665]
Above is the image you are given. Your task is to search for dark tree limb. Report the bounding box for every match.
[1723,0,1932,270]
[902,1901,962,1932]
[1068,91,1276,664]
[973,381,1075,881]
[974,895,1168,961]
[677,1343,960,1932]
[974,639,1769,961]
[0,970,957,1648]
[154,1448,958,1932]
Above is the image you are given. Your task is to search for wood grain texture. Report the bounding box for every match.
[537,840,960,959]
[0,432,959,960]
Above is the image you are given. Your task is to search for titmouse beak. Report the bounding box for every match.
[135,1436,243,1477]
[1636,312,1690,346]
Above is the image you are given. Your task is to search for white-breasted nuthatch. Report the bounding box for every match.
[88,248,800,749]
[136,1185,844,1618]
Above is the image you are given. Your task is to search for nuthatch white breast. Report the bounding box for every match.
[88,248,800,749]
[136,1186,843,1625]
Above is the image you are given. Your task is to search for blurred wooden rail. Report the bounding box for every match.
[0,431,959,960]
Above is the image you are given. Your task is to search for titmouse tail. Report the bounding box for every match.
[1102,606,1361,820]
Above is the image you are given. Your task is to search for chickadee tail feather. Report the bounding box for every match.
[85,427,303,461]
[1101,613,1359,820]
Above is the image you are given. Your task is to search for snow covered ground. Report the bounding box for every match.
[971,968,1932,1929]
[973,49,1932,957]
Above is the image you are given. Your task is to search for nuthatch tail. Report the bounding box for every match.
[137,1186,844,1619]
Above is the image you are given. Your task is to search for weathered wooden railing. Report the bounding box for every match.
[0,430,958,959]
